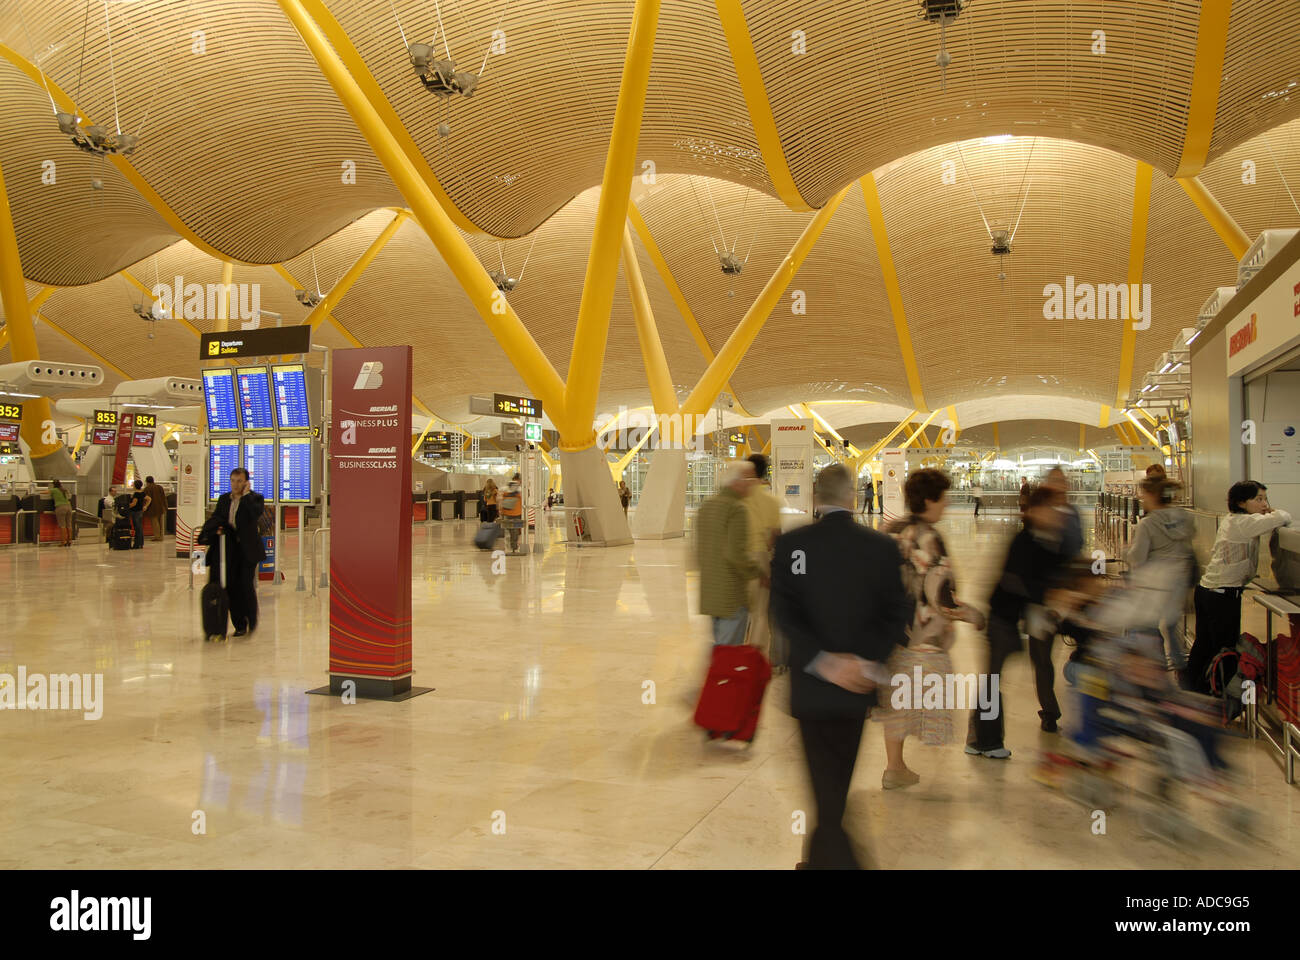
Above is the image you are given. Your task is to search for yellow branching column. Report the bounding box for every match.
[0,160,73,474]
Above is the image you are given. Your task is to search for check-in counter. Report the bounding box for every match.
[463,491,482,521]
[0,495,16,545]
[412,491,428,522]
[452,490,467,520]
[432,492,454,520]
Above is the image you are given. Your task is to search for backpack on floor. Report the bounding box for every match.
[1207,633,1267,723]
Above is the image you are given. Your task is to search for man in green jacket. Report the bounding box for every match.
[697,460,764,645]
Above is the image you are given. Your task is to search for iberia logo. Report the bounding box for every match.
[1228,313,1257,357]
[184,464,192,475]
[207,341,221,356]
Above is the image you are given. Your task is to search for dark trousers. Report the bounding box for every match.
[1189,585,1242,693]
[973,497,981,517]
[798,714,867,869]
[210,539,259,633]
[130,511,144,549]
[969,614,1022,750]
[1029,633,1060,722]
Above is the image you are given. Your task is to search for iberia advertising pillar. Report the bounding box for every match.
[328,347,413,698]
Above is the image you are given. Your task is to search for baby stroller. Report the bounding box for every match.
[1034,567,1257,846]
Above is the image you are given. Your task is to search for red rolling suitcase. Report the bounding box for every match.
[694,644,772,743]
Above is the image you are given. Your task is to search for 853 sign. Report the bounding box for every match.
[94,409,118,426]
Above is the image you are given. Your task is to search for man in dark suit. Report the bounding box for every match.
[197,466,266,638]
[770,464,909,869]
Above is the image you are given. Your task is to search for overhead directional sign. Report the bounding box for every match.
[200,325,311,360]
[493,393,542,419]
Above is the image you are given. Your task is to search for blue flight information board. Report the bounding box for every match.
[202,369,239,432]
[209,440,240,501]
[243,438,276,499]
[272,363,311,431]
[278,437,313,503]
[237,366,275,431]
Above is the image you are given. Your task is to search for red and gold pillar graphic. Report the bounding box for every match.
[327,347,413,697]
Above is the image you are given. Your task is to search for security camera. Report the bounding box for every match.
[720,252,743,275]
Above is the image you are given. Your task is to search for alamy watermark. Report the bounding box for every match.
[594,406,707,453]
[0,667,103,720]
[890,667,999,720]
[1042,276,1151,329]
[151,276,261,323]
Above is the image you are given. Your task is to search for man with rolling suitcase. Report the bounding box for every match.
[197,466,266,639]
[770,464,909,869]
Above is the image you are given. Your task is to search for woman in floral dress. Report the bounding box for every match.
[878,468,986,789]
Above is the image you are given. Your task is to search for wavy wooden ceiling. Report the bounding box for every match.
[2,1,1299,429]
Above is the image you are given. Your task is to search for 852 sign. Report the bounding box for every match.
[0,403,22,421]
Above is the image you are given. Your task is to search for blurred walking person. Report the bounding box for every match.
[743,454,782,663]
[696,461,763,645]
[770,464,908,868]
[968,486,1065,755]
[1127,477,1195,674]
[878,469,985,788]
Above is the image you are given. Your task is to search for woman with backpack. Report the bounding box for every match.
[1187,481,1292,694]
[877,468,985,788]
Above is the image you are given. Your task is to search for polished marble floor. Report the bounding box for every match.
[1,509,1296,869]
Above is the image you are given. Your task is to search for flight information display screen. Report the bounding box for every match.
[209,440,240,500]
[278,437,313,503]
[243,438,275,499]
[91,427,117,445]
[131,431,155,448]
[272,363,311,430]
[202,369,240,432]
[0,422,19,443]
[237,366,275,431]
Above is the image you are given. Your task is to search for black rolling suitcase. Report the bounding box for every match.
[201,534,230,642]
[108,516,134,550]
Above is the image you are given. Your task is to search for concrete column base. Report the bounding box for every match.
[559,444,632,547]
[631,448,686,540]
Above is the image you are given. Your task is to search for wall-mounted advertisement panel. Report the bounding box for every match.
[770,418,814,515]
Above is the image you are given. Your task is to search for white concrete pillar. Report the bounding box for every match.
[631,448,686,539]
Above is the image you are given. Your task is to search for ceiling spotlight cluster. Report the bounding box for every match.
[719,252,743,275]
[489,270,517,292]
[56,113,138,156]
[295,289,324,308]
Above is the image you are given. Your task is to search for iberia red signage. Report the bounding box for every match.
[328,347,413,694]
[1228,313,1257,358]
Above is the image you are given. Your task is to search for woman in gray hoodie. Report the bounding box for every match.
[1127,478,1195,673]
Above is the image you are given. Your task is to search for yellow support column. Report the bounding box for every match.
[302,210,407,330]
[215,262,234,333]
[0,159,65,461]
[279,0,567,419]
[682,185,849,418]
[1116,162,1154,410]
[562,0,662,446]
[1175,177,1251,260]
[622,225,680,444]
